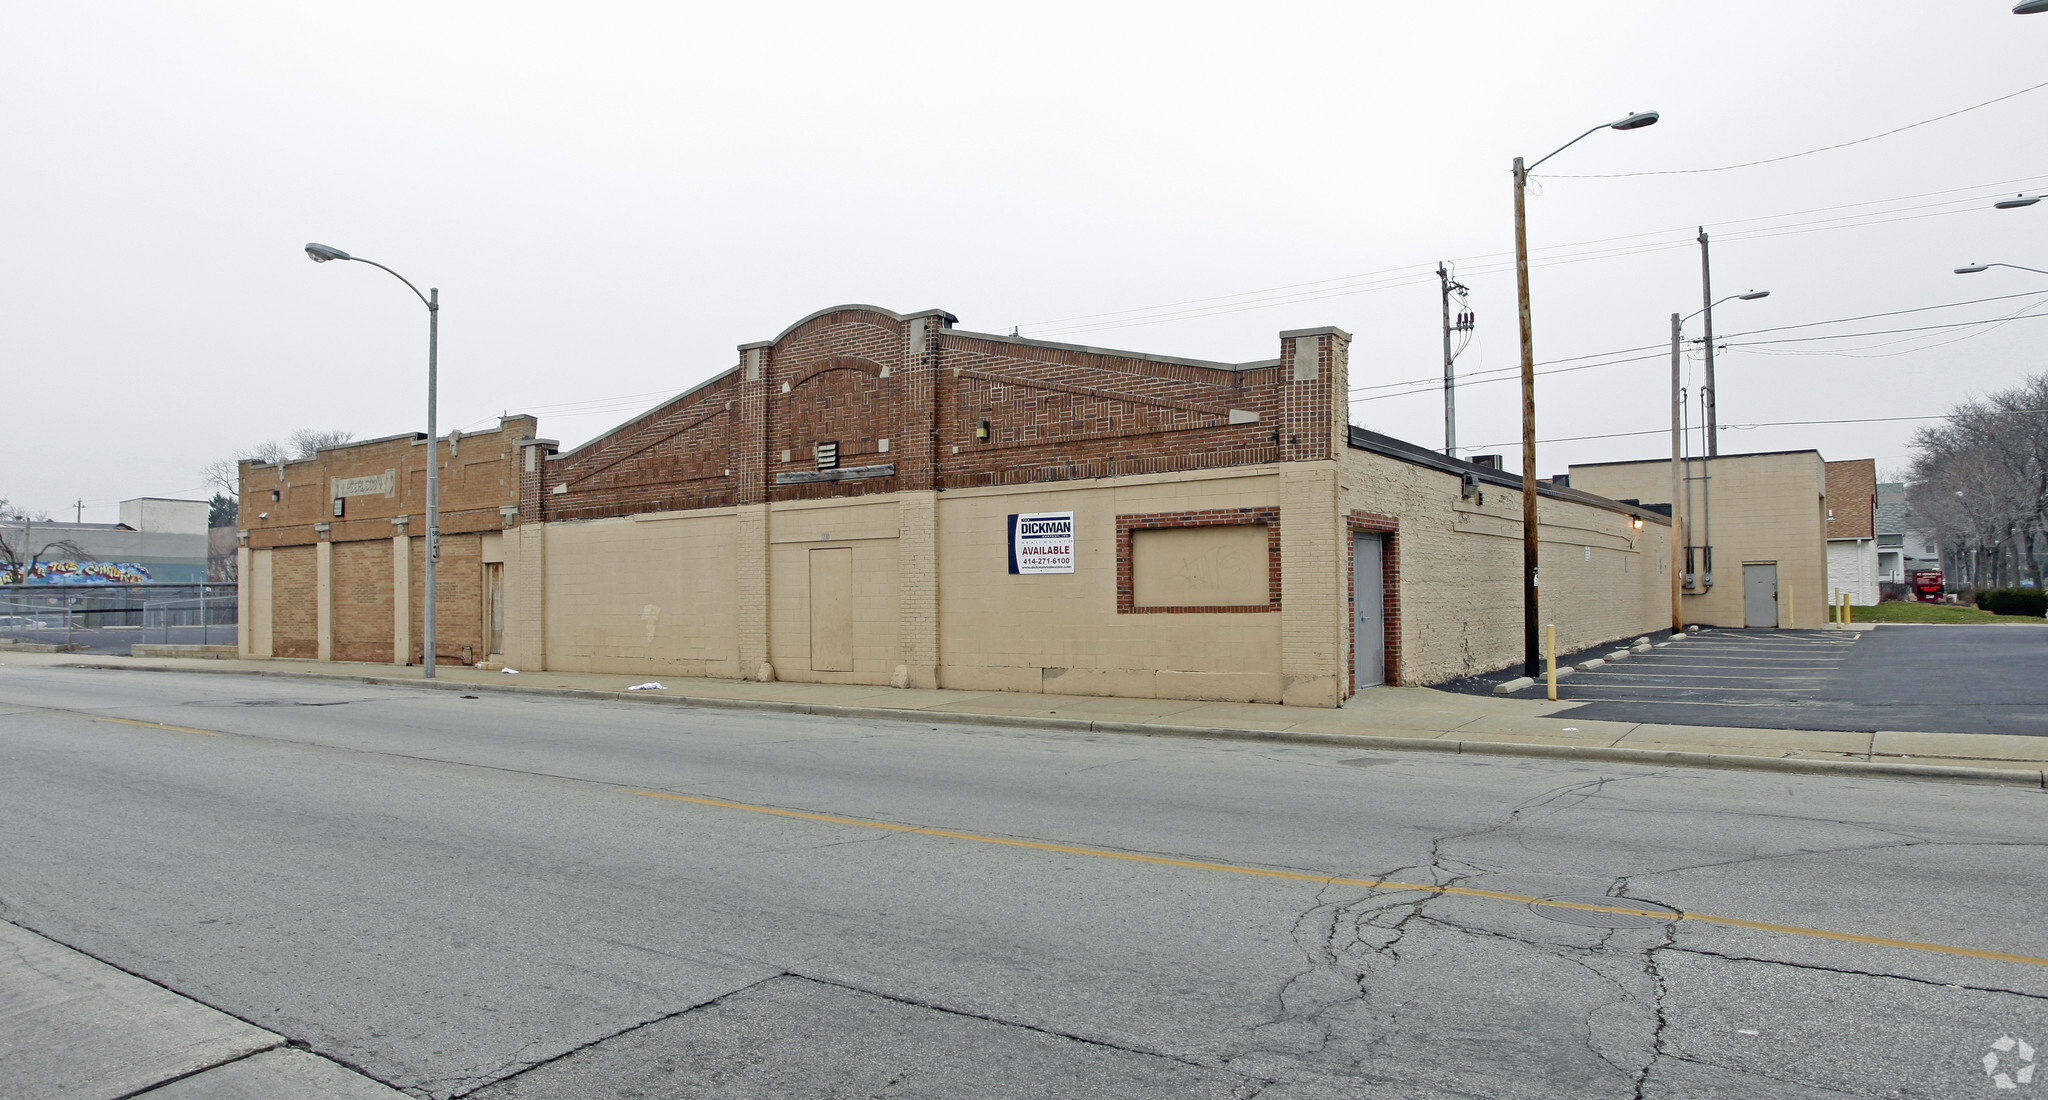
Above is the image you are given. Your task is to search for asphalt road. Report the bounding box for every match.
[3,663,2047,1098]
[1551,626,2048,735]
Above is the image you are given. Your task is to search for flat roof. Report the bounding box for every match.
[1348,427,1671,524]
[1570,447,1822,469]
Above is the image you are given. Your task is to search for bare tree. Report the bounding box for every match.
[287,429,355,457]
[199,429,357,517]
[1908,372,2048,590]
[0,506,94,586]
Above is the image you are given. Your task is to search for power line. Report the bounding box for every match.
[1350,290,2048,399]
[1456,411,2048,452]
[1539,78,2048,179]
[1022,173,2048,338]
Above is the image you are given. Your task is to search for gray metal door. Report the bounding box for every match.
[1353,533,1385,688]
[1743,563,1779,628]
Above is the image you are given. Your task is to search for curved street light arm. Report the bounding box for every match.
[349,256,435,312]
[1525,123,1609,174]
[1682,291,1769,325]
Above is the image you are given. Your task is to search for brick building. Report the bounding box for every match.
[1824,459,1879,607]
[1569,450,1830,629]
[241,304,1670,704]
[238,418,531,665]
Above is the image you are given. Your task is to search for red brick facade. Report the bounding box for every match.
[531,306,1304,521]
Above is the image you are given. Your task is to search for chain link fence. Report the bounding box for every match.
[0,583,236,649]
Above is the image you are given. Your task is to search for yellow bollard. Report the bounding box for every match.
[1546,623,1558,701]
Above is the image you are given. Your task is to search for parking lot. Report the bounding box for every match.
[1548,624,2048,736]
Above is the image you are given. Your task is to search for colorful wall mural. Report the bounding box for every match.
[7,561,154,585]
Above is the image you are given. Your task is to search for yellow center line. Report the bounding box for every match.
[622,789,2048,969]
[1,701,222,737]
[89,714,221,736]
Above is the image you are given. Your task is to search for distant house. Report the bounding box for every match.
[1875,482,1941,594]
[1824,459,1879,606]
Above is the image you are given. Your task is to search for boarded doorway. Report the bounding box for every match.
[809,547,854,672]
[1353,532,1385,688]
[1743,563,1779,628]
[484,562,504,657]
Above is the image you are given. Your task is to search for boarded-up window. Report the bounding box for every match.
[1131,525,1269,609]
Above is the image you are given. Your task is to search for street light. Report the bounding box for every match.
[1513,109,1659,677]
[1669,290,1769,631]
[1994,194,2044,209]
[1956,262,2048,276]
[305,242,444,679]
[2016,0,2048,15]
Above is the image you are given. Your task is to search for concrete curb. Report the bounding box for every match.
[61,658,2048,790]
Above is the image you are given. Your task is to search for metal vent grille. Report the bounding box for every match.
[816,441,839,470]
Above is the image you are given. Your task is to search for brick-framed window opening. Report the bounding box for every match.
[1348,510,1401,691]
[1116,507,1281,614]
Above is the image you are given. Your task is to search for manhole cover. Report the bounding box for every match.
[1529,895,1682,929]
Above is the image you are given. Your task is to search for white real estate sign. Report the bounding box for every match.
[1008,511,1075,574]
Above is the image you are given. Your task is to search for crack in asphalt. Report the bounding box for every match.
[444,970,790,1098]
[1663,945,2048,1001]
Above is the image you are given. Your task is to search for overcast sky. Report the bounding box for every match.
[6,2,2046,522]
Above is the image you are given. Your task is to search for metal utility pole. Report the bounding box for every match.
[74,499,83,523]
[304,242,442,678]
[1698,228,1719,456]
[1438,263,1472,457]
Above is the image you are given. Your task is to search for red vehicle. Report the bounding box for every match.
[1911,570,1945,602]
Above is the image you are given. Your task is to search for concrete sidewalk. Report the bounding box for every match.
[6,647,2045,788]
[0,919,405,1099]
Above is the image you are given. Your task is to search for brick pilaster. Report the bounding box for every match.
[897,489,939,688]
[736,344,771,506]
[1279,461,1345,706]
[736,502,771,679]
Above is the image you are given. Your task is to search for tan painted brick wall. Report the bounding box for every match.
[246,547,271,658]
[735,504,769,678]
[1341,448,1672,684]
[506,526,543,670]
[270,544,316,659]
[1570,451,1825,629]
[541,511,739,677]
[1280,462,1344,705]
[331,539,393,663]
[935,468,1285,702]
[767,498,902,684]
[897,490,939,688]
